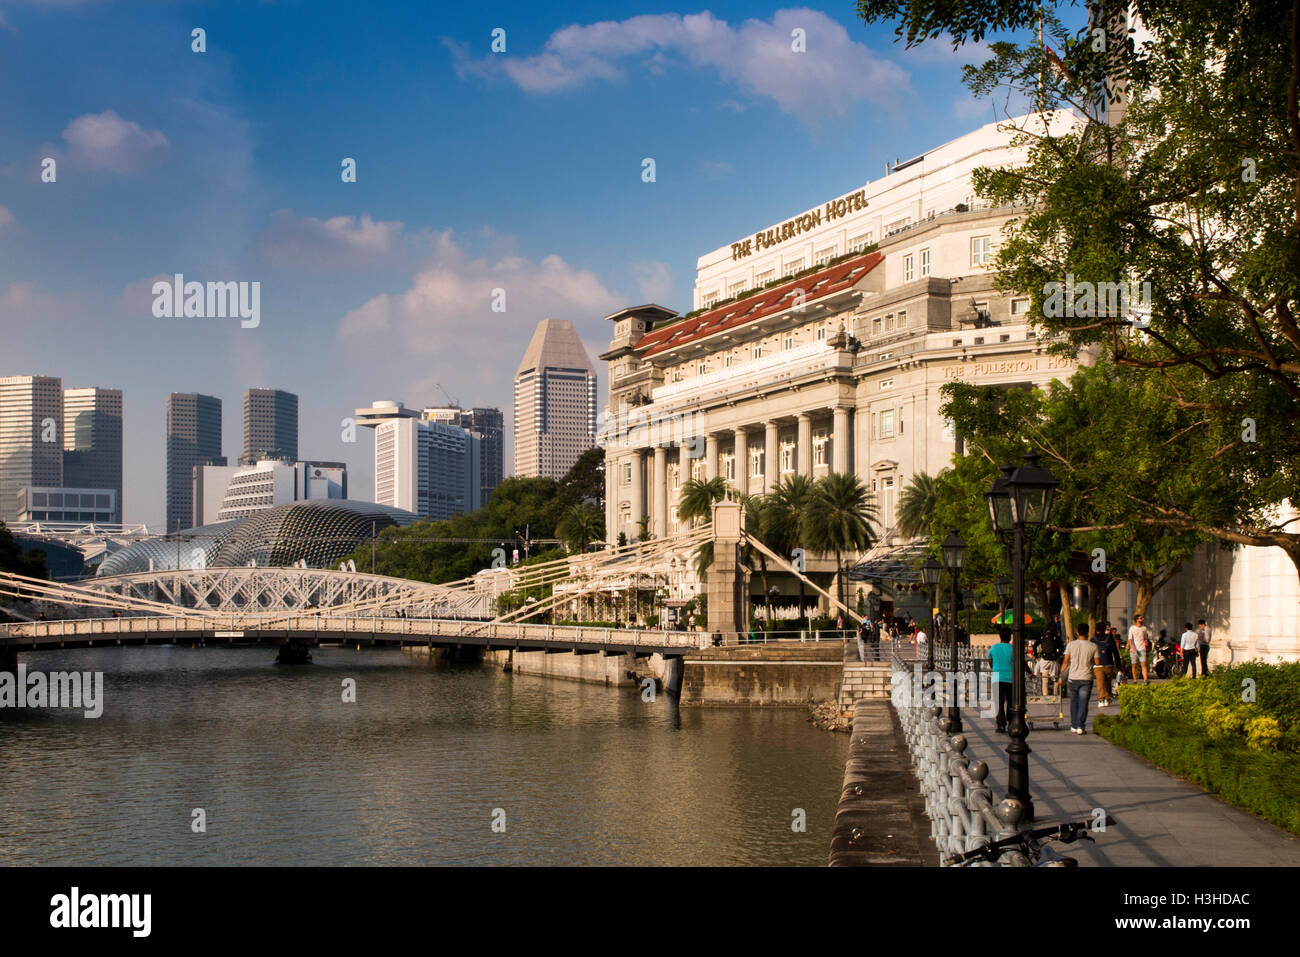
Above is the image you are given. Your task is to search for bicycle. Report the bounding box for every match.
[944,821,1095,867]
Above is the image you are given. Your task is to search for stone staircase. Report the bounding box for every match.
[838,638,892,708]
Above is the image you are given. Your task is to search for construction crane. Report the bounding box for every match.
[436,383,460,409]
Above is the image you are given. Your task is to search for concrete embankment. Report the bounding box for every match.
[828,699,937,866]
[679,642,844,706]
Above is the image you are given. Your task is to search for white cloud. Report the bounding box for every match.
[0,205,14,230]
[339,229,619,375]
[58,109,168,173]
[448,8,911,124]
[631,261,673,303]
[256,210,408,269]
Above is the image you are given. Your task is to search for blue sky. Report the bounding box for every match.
[0,0,1028,526]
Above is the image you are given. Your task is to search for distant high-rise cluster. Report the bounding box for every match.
[165,392,224,533]
[354,399,503,521]
[0,375,123,525]
[513,319,597,481]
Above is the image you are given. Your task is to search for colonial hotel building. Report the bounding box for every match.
[602,113,1076,588]
[598,110,1299,662]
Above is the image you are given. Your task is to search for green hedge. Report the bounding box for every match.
[1095,715,1300,836]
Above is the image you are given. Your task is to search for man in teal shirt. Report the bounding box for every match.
[988,627,1014,733]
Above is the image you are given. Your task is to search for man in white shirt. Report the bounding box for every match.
[1127,614,1151,684]
[1060,623,1099,734]
[1179,622,1200,677]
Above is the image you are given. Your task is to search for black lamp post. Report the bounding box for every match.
[940,529,967,732]
[994,575,1011,623]
[920,557,942,671]
[987,453,1058,822]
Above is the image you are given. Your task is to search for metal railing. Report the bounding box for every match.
[890,656,1029,865]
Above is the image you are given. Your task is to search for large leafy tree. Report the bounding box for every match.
[556,503,604,553]
[859,0,1300,580]
[803,472,878,615]
[676,477,731,525]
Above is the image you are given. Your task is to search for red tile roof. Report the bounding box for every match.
[636,251,884,358]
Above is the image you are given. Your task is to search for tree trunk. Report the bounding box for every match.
[1134,570,1154,620]
[760,559,773,632]
[1057,582,1075,641]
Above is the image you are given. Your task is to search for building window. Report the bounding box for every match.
[879,410,895,438]
[783,333,794,351]
[898,408,905,435]
[1011,297,1030,316]
[872,318,883,336]
[698,361,708,376]
[1000,333,1011,342]
[920,248,930,277]
[753,343,763,359]
[756,269,774,285]
[725,352,734,367]
[903,254,914,282]
[723,453,736,481]
[702,291,719,309]
[971,236,993,267]
[750,447,764,477]
[897,309,907,326]
[848,232,872,252]
[974,336,985,345]
[1026,330,1038,339]
[879,378,893,390]
[780,440,795,473]
[816,325,827,340]
[622,462,632,485]
[816,247,836,266]
[785,259,804,275]
[952,338,963,347]
[728,281,747,297]
[813,429,829,466]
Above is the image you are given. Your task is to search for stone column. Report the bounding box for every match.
[733,428,749,496]
[705,434,719,482]
[832,406,851,473]
[706,500,748,638]
[764,421,778,492]
[652,446,668,539]
[797,412,813,477]
[630,449,645,538]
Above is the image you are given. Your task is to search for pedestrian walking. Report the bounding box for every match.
[988,627,1014,733]
[1127,614,1151,683]
[1179,621,1199,678]
[1061,623,1099,734]
[1093,624,1119,706]
[1196,619,1211,677]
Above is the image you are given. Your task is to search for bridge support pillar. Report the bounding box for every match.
[705,501,748,640]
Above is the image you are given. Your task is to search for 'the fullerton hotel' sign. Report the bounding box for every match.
[730,188,869,261]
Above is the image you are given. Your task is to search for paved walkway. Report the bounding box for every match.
[957,698,1300,866]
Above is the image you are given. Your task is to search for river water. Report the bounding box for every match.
[0,647,849,866]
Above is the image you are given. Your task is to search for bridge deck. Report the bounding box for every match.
[0,616,702,657]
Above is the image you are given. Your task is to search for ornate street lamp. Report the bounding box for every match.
[940,529,966,733]
[986,452,1058,822]
[920,557,942,671]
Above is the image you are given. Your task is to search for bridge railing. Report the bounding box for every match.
[889,656,1029,866]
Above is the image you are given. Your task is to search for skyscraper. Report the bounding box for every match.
[0,375,64,523]
[241,388,298,465]
[166,392,223,532]
[354,400,482,521]
[513,319,597,480]
[421,405,504,505]
[62,387,123,523]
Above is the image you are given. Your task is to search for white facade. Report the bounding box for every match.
[692,112,1081,312]
[194,459,347,524]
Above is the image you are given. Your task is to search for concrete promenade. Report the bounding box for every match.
[959,699,1300,866]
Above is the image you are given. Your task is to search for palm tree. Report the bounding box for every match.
[767,474,815,631]
[556,503,604,553]
[804,472,878,617]
[897,470,945,540]
[676,476,730,526]
[739,493,778,631]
